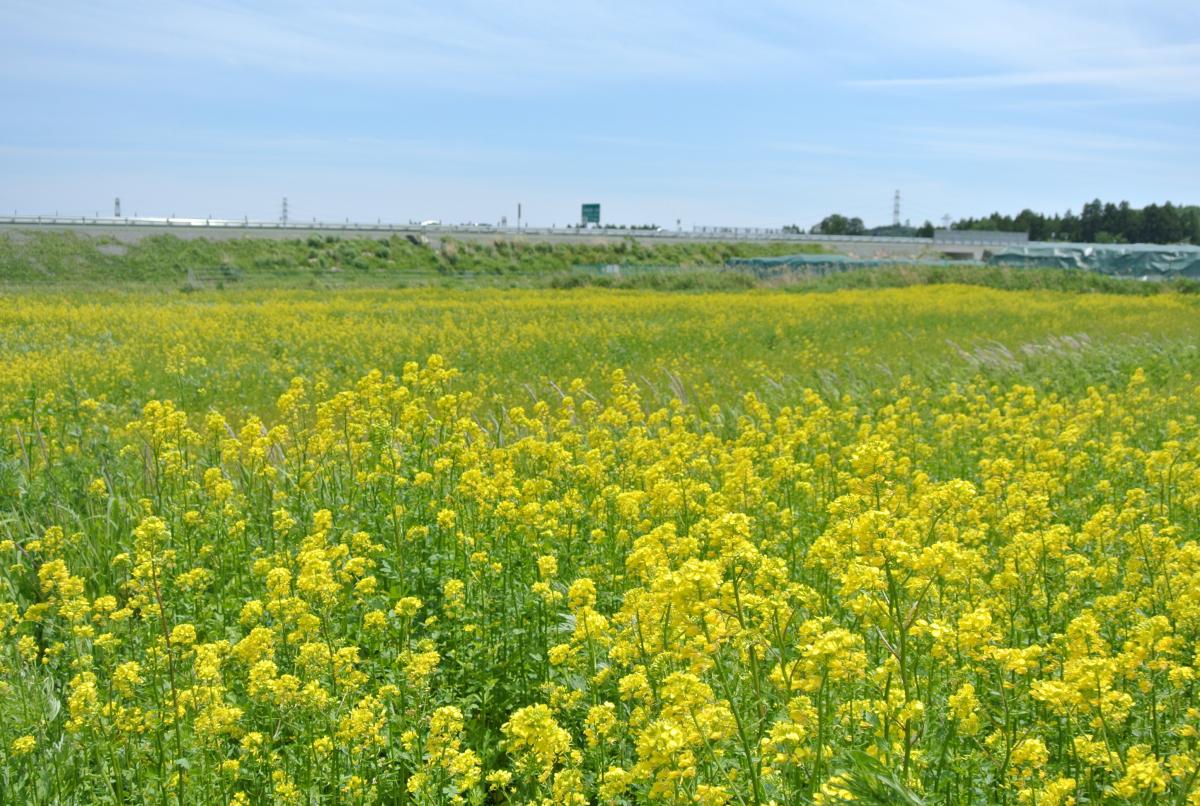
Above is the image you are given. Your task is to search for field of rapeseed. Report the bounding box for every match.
[2,286,1200,804]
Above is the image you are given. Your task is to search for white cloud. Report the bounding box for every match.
[2,0,804,89]
[4,0,1195,99]
[851,64,1199,91]
[891,124,1188,166]
[829,1,1200,97]
[2,0,1196,225]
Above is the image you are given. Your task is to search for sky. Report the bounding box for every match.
[1,1,1198,229]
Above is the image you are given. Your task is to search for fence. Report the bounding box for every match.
[0,215,1021,247]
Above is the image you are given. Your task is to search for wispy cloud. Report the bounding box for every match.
[850,55,1200,98]
[852,65,1198,90]
[1,1,1197,225]
[763,141,867,159]
[0,133,540,168]
[2,0,804,90]
[826,1,1200,97]
[892,125,1187,166]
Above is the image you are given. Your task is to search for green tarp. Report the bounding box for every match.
[726,254,979,278]
[729,246,1200,280]
[987,244,1200,277]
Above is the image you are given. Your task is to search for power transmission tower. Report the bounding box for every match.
[281,197,289,225]
[892,190,901,227]
[114,197,121,217]
[942,214,952,229]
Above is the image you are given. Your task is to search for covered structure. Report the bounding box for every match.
[725,254,978,279]
[987,243,1200,278]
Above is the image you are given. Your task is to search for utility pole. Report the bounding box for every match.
[892,190,901,227]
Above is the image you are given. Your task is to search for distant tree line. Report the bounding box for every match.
[952,200,1200,244]
[787,216,928,237]
[791,200,1199,244]
[790,214,868,236]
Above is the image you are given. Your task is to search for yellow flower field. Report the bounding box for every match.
[2,286,1200,804]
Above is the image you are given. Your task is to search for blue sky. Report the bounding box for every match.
[2,1,1197,228]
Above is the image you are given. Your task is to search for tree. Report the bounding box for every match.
[1014,209,1046,241]
[816,200,1193,243]
[1080,198,1103,242]
[1065,209,1084,241]
[1185,207,1200,244]
[950,199,1195,244]
[815,214,865,235]
[1115,202,1139,242]
[1141,203,1186,244]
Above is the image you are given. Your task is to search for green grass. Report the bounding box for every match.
[0,230,823,289]
[773,263,1199,295]
[538,263,1200,296]
[6,230,1197,298]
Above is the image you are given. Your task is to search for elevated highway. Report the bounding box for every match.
[0,216,1006,260]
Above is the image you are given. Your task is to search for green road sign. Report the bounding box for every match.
[581,204,600,225]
